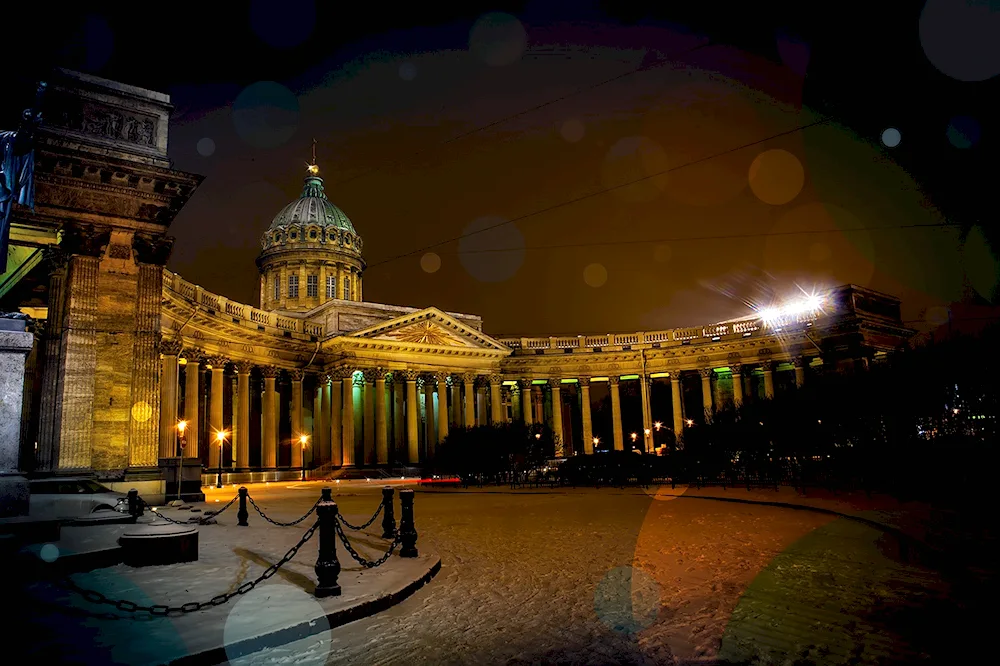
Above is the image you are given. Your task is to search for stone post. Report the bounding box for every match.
[463,373,476,428]
[207,356,227,468]
[609,376,624,451]
[435,373,450,445]
[291,369,305,468]
[762,360,775,399]
[158,339,182,458]
[731,364,744,407]
[519,378,533,425]
[398,488,418,557]
[261,366,279,469]
[329,373,342,467]
[237,486,249,527]
[549,378,564,456]
[375,370,388,465]
[579,378,594,454]
[489,375,503,425]
[0,316,34,516]
[405,371,420,464]
[183,350,203,460]
[314,487,342,597]
[235,362,252,468]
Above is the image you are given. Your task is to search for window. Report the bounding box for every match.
[343,278,351,300]
[273,277,280,300]
[326,275,336,299]
[290,231,297,240]
[307,274,318,298]
[309,230,317,239]
[288,274,299,298]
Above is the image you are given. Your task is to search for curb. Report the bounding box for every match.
[167,555,442,666]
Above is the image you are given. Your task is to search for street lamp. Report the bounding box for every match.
[685,419,694,426]
[644,428,651,454]
[299,434,309,481]
[215,430,228,489]
[175,420,188,501]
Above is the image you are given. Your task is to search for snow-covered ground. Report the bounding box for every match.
[215,483,966,666]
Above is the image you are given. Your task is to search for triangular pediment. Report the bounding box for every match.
[345,308,510,352]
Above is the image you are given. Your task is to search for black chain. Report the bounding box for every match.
[247,496,318,527]
[333,519,400,568]
[56,520,319,616]
[140,496,238,525]
[336,502,383,531]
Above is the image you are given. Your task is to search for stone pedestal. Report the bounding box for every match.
[158,457,206,502]
[0,318,35,517]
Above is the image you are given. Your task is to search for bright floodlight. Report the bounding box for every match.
[760,307,782,322]
[805,294,823,310]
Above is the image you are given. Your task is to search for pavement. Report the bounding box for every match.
[8,485,441,666]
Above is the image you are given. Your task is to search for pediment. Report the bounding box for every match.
[345,308,510,352]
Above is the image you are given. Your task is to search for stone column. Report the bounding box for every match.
[207,356,227,468]
[336,263,344,300]
[158,339,182,458]
[375,370,388,465]
[235,362,252,468]
[424,377,437,458]
[329,373,343,467]
[405,370,420,463]
[700,368,713,419]
[341,372,355,466]
[475,380,487,426]
[393,375,405,458]
[671,374,684,442]
[639,374,653,453]
[519,379,533,424]
[321,376,333,464]
[762,360,775,399]
[532,385,544,425]
[261,366,279,469]
[36,247,69,471]
[449,376,461,426]
[183,350,203,459]
[580,378,594,454]
[609,376,624,451]
[291,369,305,468]
[363,368,377,465]
[436,373,450,445]
[230,375,238,466]
[489,375,503,425]
[463,373,476,428]
[549,379,564,456]
[501,387,512,424]
[0,318,35,516]
[793,356,806,388]
[731,364,744,407]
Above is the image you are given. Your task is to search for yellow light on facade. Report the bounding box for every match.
[177,420,188,434]
[644,428,651,436]
[653,422,662,430]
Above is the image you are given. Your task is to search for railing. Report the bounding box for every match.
[163,269,325,339]
[496,311,820,354]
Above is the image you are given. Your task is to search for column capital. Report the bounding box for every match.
[260,365,280,379]
[384,371,395,386]
[518,378,533,389]
[182,348,205,364]
[578,377,591,387]
[362,367,380,383]
[290,368,306,381]
[404,369,420,382]
[792,356,805,368]
[206,355,228,369]
[43,244,69,273]
[435,372,450,385]
[488,373,502,385]
[760,360,774,372]
[730,363,743,377]
[548,377,562,389]
[234,360,253,375]
[608,376,620,386]
[160,338,183,356]
[331,367,351,381]
[353,373,365,387]
[462,372,477,384]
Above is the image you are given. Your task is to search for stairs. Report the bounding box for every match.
[309,464,422,481]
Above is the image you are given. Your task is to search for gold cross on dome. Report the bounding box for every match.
[306,139,319,174]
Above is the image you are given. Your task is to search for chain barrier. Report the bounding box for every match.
[56,520,319,616]
[247,496,319,527]
[336,501,383,531]
[140,495,238,525]
[333,518,400,568]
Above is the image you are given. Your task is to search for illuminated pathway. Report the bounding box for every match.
[214,482,957,666]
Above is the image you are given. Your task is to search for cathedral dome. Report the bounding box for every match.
[267,175,357,234]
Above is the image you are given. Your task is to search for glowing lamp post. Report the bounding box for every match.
[175,420,188,501]
[299,434,309,481]
[215,430,228,489]
[643,428,651,454]
[592,436,599,452]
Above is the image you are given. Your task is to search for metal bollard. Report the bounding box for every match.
[237,487,249,527]
[398,488,418,558]
[381,486,396,539]
[314,487,342,597]
[127,489,143,518]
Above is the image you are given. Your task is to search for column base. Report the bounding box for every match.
[0,473,30,518]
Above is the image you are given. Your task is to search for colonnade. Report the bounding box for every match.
[157,345,811,469]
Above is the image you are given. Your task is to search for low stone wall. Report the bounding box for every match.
[199,470,303,487]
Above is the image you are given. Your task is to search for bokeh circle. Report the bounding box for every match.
[946,115,981,149]
[232,81,300,149]
[600,136,670,204]
[561,118,585,143]
[961,225,1000,303]
[748,149,805,205]
[584,263,609,288]
[399,62,417,81]
[420,252,442,273]
[458,216,525,282]
[469,12,527,66]
[919,0,1000,82]
[881,127,901,148]
[196,137,216,157]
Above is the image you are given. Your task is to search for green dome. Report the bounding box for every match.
[268,175,357,234]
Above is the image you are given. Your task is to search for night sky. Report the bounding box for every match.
[5,1,999,339]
